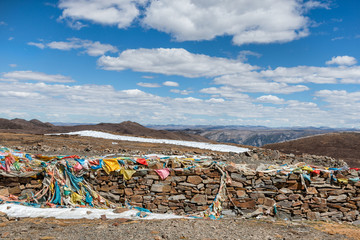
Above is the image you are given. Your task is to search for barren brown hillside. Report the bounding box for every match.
[0,118,210,142]
[263,132,360,167]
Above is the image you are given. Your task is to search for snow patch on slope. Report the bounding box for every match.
[0,203,184,220]
[54,130,249,153]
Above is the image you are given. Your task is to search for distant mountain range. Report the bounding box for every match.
[148,125,359,147]
[2,118,359,148]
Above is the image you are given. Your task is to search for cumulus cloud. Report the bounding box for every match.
[96,47,360,98]
[1,71,75,83]
[56,0,326,45]
[163,81,179,87]
[256,95,285,104]
[326,56,357,66]
[136,82,161,88]
[28,38,118,56]
[98,47,360,91]
[98,48,255,77]
[58,0,146,28]
[142,0,326,45]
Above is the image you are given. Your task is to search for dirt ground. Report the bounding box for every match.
[0,132,252,159]
[1,216,359,240]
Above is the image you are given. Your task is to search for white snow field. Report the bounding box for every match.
[0,203,184,220]
[54,130,249,153]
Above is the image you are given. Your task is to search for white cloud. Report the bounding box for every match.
[8,37,14,41]
[47,41,76,50]
[98,48,255,77]
[0,81,168,123]
[28,38,118,56]
[56,0,326,45]
[261,65,360,84]
[136,82,161,88]
[98,48,360,90]
[331,36,345,41]
[142,75,155,79]
[9,64,17,68]
[238,50,262,61]
[163,81,179,87]
[2,71,75,83]
[58,0,146,28]
[0,21,6,26]
[211,73,309,94]
[1,79,358,127]
[97,47,360,96]
[314,90,360,125]
[28,42,46,49]
[326,56,357,66]
[170,89,193,95]
[0,109,29,119]
[174,97,202,103]
[0,91,44,99]
[315,90,360,106]
[199,86,252,100]
[303,0,330,11]
[63,19,88,30]
[256,95,285,104]
[142,0,326,45]
[206,98,225,103]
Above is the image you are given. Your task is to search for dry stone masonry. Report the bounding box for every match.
[0,146,357,222]
[80,160,358,222]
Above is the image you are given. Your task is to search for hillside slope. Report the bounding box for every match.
[0,119,210,142]
[0,118,54,129]
[263,132,360,167]
[177,128,336,147]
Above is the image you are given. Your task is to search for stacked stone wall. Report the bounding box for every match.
[0,153,357,222]
[86,164,360,222]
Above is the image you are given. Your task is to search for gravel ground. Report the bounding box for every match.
[1,217,357,240]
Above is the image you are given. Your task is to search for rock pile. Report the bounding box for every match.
[0,177,42,198]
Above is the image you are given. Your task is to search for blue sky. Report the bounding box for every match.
[1,0,360,127]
